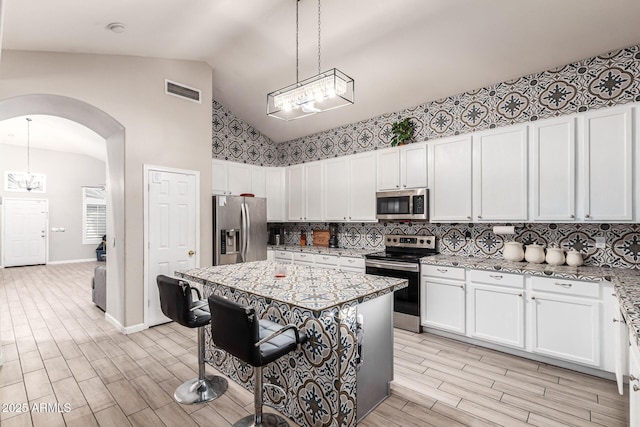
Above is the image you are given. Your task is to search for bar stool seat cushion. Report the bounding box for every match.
[157,275,210,328]
[259,319,299,365]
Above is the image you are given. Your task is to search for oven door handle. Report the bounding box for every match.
[365,260,420,273]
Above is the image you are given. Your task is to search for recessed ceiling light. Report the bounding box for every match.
[106,22,126,34]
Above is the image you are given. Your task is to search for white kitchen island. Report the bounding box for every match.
[176,260,407,427]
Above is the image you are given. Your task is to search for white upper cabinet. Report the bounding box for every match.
[348,152,377,221]
[227,163,253,195]
[212,159,252,195]
[429,136,473,222]
[402,143,428,189]
[305,162,323,221]
[251,167,266,198]
[376,143,428,191]
[324,152,377,222]
[212,159,229,195]
[287,165,304,221]
[376,148,401,190]
[265,167,285,222]
[581,106,633,221]
[531,116,576,221]
[473,125,528,221]
[324,158,349,221]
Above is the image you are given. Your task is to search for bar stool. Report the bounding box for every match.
[156,275,228,404]
[208,295,307,427]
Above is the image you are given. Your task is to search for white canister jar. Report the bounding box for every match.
[503,241,525,262]
[565,250,584,267]
[524,244,545,264]
[545,247,565,266]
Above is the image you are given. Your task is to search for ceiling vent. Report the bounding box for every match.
[165,79,201,103]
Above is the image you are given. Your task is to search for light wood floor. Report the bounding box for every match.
[0,262,629,427]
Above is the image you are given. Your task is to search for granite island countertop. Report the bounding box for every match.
[420,254,640,347]
[176,260,407,313]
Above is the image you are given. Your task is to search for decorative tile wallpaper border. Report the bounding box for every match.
[212,44,640,166]
[272,222,640,270]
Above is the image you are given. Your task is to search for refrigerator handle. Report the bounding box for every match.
[240,202,247,262]
[245,202,251,258]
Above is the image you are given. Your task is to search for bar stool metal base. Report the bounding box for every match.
[174,375,228,405]
[232,412,289,427]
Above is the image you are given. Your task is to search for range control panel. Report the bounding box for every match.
[384,234,436,250]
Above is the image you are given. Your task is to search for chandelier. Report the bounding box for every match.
[267,0,354,120]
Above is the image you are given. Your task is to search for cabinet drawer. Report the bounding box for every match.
[531,277,600,298]
[339,257,365,270]
[469,270,523,288]
[293,252,314,264]
[315,254,339,266]
[274,250,293,260]
[422,265,465,281]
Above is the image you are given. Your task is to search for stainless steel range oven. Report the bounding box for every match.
[365,234,437,333]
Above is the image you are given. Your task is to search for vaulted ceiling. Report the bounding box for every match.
[2,0,640,143]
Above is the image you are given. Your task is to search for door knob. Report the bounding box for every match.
[188,250,195,256]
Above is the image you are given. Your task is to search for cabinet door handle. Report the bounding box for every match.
[631,375,638,381]
[570,214,575,218]
[460,285,465,289]
[585,214,591,218]
[613,318,619,323]
[489,274,503,280]
[635,385,640,392]
[554,282,573,288]
[518,293,523,297]
[477,215,482,219]
[437,268,448,273]
[531,296,536,300]
[466,216,471,220]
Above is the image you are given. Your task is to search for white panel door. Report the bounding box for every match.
[148,170,197,327]
[430,136,473,221]
[582,107,633,221]
[401,143,428,189]
[532,117,576,221]
[348,153,377,221]
[211,159,228,195]
[422,278,466,334]
[474,125,528,221]
[323,158,349,221]
[3,199,47,267]
[251,166,266,198]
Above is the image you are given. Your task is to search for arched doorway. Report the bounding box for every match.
[0,94,126,329]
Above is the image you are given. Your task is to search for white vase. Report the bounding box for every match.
[545,247,565,266]
[566,250,584,267]
[524,244,545,264]
[503,241,525,262]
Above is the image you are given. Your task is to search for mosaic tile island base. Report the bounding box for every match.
[176,260,407,427]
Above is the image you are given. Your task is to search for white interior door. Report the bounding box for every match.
[147,169,198,327]
[3,199,47,267]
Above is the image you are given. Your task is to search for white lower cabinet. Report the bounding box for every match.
[293,252,314,266]
[314,254,339,269]
[339,256,365,273]
[630,340,640,426]
[467,281,526,349]
[529,277,602,367]
[423,266,617,374]
[274,250,293,264]
[420,267,466,334]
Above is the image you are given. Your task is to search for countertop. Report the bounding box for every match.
[176,260,407,313]
[420,254,640,348]
[268,244,373,257]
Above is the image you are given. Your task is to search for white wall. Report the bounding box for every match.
[0,144,106,262]
[0,50,213,328]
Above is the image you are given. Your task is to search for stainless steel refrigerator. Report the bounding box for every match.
[213,195,268,265]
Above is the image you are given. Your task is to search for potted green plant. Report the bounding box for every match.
[390,118,415,146]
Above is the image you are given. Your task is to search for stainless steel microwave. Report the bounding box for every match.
[376,189,429,221]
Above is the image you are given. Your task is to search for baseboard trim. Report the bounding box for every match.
[47,258,97,265]
[105,313,146,335]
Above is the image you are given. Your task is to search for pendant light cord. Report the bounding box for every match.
[317,0,321,74]
[296,0,299,83]
[26,117,32,174]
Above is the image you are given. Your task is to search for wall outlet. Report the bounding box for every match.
[595,236,605,249]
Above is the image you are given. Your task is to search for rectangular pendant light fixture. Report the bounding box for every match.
[267,68,354,120]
